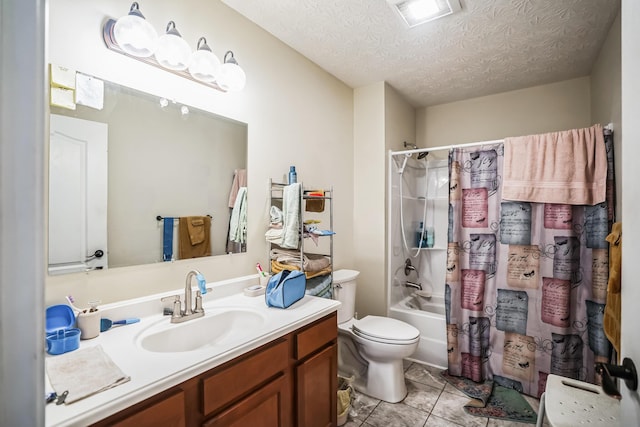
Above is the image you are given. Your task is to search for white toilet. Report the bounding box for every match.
[333,269,420,403]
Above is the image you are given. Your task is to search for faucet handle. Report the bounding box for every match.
[405,281,423,290]
[161,295,183,319]
[194,291,204,313]
[194,288,213,313]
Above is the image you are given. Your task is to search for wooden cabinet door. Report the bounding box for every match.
[105,390,186,427]
[203,374,291,427]
[296,343,337,427]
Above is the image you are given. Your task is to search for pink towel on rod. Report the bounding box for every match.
[502,124,607,205]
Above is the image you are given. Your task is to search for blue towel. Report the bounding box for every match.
[163,217,174,261]
[305,274,333,299]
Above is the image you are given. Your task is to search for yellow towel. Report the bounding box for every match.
[337,388,351,416]
[603,222,621,356]
[179,216,212,259]
[187,217,205,245]
[270,259,332,279]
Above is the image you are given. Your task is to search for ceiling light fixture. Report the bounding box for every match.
[154,21,192,71]
[188,37,221,83]
[218,51,247,92]
[102,3,246,92]
[388,0,461,28]
[112,2,158,57]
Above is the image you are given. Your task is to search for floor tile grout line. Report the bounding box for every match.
[357,399,380,426]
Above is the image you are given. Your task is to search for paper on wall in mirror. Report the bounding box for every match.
[50,64,76,90]
[50,87,76,110]
[76,72,104,110]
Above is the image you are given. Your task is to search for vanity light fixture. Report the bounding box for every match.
[188,37,221,83]
[388,0,461,28]
[103,3,246,92]
[154,21,192,71]
[218,51,247,92]
[112,2,158,57]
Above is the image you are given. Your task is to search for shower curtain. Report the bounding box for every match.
[445,129,615,398]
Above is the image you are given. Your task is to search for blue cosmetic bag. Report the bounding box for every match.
[265,270,306,308]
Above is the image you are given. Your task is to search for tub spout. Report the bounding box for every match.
[404,281,422,290]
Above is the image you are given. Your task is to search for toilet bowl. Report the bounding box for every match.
[333,269,420,403]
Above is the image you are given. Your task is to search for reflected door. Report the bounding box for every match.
[49,114,108,274]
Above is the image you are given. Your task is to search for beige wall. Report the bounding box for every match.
[46,0,355,305]
[417,77,592,147]
[352,82,416,318]
[590,12,621,217]
[353,82,386,316]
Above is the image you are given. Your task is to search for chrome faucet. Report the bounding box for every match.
[161,269,210,323]
[404,281,422,290]
[404,258,419,278]
[184,270,200,316]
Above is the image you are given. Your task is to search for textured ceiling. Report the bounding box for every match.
[222,0,620,107]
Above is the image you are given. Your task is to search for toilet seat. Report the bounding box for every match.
[351,316,419,345]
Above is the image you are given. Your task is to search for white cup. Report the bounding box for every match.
[259,274,271,287]
[77,310,100,339]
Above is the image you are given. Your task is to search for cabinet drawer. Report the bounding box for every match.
[202,339,289,416]
[295,313,337,360]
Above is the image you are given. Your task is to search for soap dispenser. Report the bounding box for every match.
[416,221,425,248]
[288,166,297,184]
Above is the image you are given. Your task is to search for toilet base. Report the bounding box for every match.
[337,317,418,403]
[354,358,407,403]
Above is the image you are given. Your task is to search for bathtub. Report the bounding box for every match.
[388,293,447,369]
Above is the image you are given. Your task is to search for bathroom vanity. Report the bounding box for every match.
[92,313,337,427]
[45,276,340,427]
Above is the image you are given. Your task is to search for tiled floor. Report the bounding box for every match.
[341,362,549,427]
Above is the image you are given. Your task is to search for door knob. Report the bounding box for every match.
[86,249,104,261]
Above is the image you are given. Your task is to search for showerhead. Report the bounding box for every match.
[403,141,428,160]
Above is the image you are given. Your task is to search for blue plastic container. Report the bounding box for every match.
[46,328,81,355]
[45,304,80,355]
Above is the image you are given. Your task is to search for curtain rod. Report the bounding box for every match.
[390,138,505,157]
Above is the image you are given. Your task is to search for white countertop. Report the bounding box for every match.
[45,278,340,427]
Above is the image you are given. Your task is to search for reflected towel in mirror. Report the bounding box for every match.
[179,216,212,259]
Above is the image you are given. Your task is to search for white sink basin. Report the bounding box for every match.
[137,308,266,353]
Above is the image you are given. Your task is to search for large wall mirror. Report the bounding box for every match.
[48,74,248,275]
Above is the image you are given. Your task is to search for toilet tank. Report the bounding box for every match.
[333,269,360,324]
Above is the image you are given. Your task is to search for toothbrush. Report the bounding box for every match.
[66,295,86,313]
[256,263,266,277]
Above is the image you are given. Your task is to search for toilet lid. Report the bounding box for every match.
[352,316,420,343]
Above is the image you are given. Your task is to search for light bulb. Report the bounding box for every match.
[154,21,192,71]
[218,51,246,92]
[112,2,158,58]
[188,37,221,83]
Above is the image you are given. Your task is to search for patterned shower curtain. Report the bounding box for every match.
[444,129,615,398]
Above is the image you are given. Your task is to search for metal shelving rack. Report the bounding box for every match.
[268,179,334,282]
